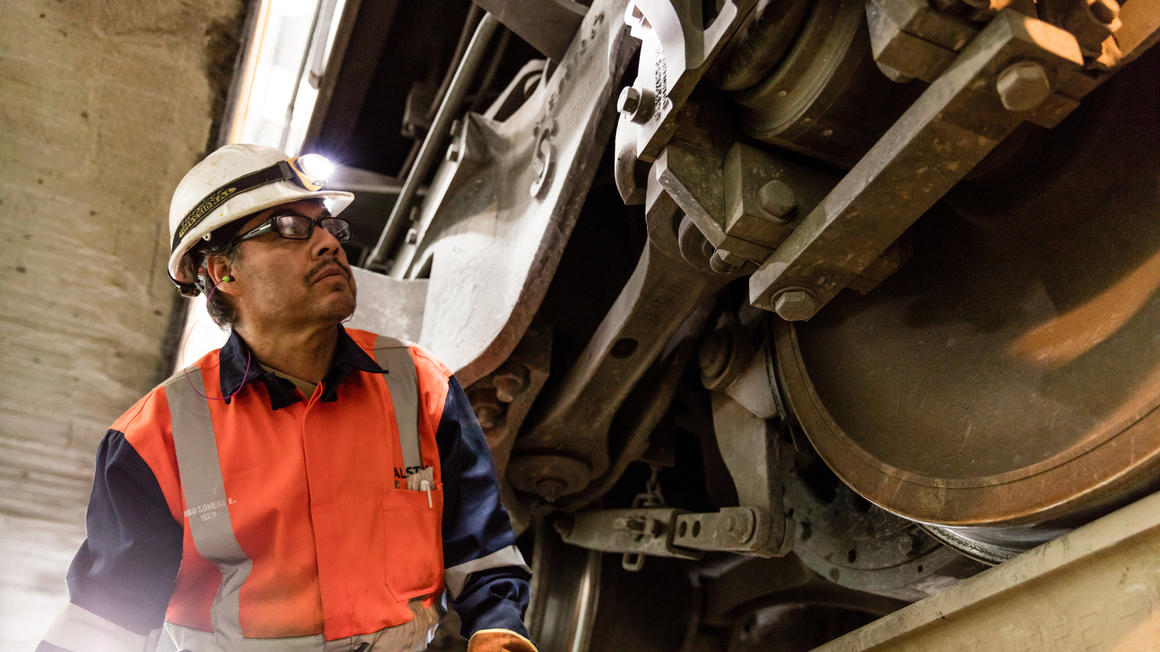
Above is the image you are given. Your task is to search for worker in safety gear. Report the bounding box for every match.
[39,144,537,652]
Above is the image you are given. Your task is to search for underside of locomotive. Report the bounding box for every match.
[306,0,1160,647]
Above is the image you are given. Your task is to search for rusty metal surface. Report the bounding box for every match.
[772,49,1160,528]
[749,10,1086,320]
[392,0,638,386]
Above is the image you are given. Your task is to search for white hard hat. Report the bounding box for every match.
[167,143,355,291]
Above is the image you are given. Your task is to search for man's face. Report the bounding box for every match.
[226,199,357,331]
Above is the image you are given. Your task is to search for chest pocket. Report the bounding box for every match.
[375,338,445,600]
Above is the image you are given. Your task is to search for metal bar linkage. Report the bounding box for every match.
[364,12,500,271]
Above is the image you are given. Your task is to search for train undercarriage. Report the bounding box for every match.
[292,0,1160,647]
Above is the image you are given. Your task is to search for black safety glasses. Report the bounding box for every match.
[234,213,352,244]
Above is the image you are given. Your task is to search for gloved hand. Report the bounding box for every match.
[466,629,538,652]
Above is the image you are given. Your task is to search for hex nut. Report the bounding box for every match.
[493,366,528,403]
[618,86,640,114]
[773,289,818,322]
[474,401,502,429]
[758,180,797,221]
[996,61,1052,112]
[617,85,655,124]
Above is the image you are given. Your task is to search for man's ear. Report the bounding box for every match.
[204,255,238,295]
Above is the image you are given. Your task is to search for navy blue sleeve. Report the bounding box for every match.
[437,376,532,639]
[66,430,183,635]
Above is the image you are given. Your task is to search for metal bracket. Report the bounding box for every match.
[749,10,1086,321]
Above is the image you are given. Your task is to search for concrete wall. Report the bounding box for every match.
[0,1,243,647]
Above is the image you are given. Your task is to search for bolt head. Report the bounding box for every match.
[537,478,566,502]
[617,86,641,115]
[493,368,527,403]
[758,180,796,220]
[474,402,502,429]
[996,61,1051,112]
[773,289,818,322]
[405,227,419,245]
[617,86,655,124]
[1088,0,1120,24]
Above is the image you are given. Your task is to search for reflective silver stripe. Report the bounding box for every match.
[165,368,252,645]
[373,336,421,472]
[41,602,151,652]
[444,544,532,600]
[165,601,440,651]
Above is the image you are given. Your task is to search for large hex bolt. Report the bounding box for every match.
[758,179,797,222]
[493,365,528,403]
[617,86,656,124]
[773,289,818,322]
[473,400,503,429]
[995,61,1052,112]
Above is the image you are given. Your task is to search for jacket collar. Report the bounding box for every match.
[219,326,385,409]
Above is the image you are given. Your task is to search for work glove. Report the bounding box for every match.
[466,629,538,652]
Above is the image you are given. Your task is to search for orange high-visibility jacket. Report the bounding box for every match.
[40,328,531,651]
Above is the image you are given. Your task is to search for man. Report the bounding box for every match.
[39,144,537,652]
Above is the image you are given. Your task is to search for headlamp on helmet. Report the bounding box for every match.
[166,144,355,296]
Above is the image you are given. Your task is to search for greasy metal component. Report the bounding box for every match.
[508,454,591,500]
[708,0,812,91]
[818,491,1160,651]
[654,116,835,269]
[672,506,775,554]
[620,0,759,161]
[676,213,715,271]
[772,289,817,322]
[474,0,587,62]
[1039,0,1122,57]
[719,313,784,420]
[364,13,500,270]
[343,268,428,343]
[557,508,701,560]
[513,234,727,499]
[393,1,638,385]
[784,462,985,601]
[555,297,710,513]
[733,0,924,169]
[995,60,1052,111]
[708,394,794,555]
[773,47,1160,532]
[749,11,1085,319]
[865,0,979,82]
